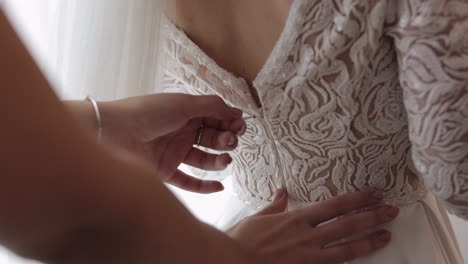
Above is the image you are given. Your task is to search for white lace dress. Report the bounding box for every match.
[163,0,467,263]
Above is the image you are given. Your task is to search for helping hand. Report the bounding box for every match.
[228,189,398,264]
[98,93,245,193]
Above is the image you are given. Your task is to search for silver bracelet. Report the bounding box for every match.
[86,96,102,142]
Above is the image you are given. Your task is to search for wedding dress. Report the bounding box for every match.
[162,0,467,263]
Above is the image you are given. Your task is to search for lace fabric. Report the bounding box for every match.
[162,0,468,218]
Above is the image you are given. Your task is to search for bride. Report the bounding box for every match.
[3,0,466,263]
[1,0,408,263]
[162,0,467,263]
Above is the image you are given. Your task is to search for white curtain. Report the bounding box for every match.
[3,0,165,101]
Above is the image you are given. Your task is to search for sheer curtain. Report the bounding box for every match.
[3,0,165,100]
[1,1,467,263]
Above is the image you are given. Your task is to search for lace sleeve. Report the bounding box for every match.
[386,0,468,219]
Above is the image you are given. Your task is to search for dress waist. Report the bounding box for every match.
[233,186,428,210]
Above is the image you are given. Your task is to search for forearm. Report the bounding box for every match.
[44,150,252,264]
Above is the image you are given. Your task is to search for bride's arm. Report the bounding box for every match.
[0,9,253,264]
[386,0,468,219]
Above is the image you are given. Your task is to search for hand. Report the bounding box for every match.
[98,93,246,193]
[228,189,398,264]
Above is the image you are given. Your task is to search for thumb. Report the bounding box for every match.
[255,189,288,216]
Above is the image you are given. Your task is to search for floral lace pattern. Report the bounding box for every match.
[163,0,468,218]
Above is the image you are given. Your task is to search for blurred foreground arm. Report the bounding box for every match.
[0,9,252,264]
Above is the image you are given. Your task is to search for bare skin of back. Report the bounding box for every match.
[169,0,291,106]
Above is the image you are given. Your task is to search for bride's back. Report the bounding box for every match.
[170,0,289,95]
[164,0,424,207]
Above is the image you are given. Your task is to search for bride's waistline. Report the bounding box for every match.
[232,188,428,210]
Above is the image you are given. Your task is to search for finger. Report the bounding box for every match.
[202,117,246,134]
[189,95,242,121]
[298,189,384,226]
[227,118,246,134]
[184,148,232,171]
[315,206,399,245]
[201,117,228,131]
[255,189,288,216]
[320,230,391,263]
[198,128,238,150]
[167,170,224,194]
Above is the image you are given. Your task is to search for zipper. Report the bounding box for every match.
[257,110,288,194]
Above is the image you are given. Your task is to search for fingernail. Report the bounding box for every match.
[225,155,233,165]
[239,123,246,134]
[385,206,399,219]
[370,189,384,200]
[274,189,287,201]
[228,135,236,146]
[216,182,225,191]
[376,230,391,242]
